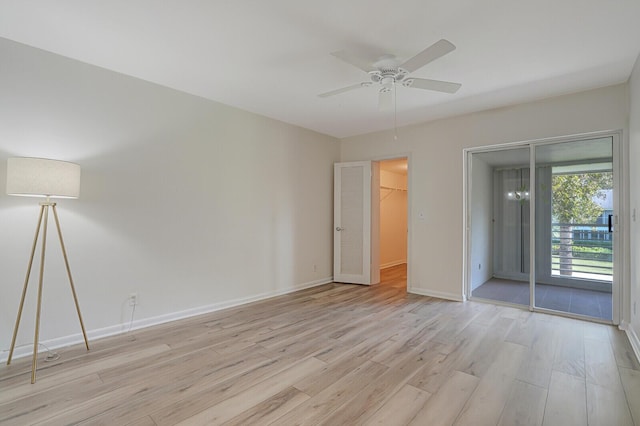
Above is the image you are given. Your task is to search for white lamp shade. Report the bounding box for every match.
[6,157,81,198]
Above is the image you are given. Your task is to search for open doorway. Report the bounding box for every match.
[379,158,408,289]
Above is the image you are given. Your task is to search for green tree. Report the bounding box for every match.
[552,172,612,275]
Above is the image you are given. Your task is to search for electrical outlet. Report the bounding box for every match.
[313,264,317,273]
[129,293,138,306]
[635,301,637,316]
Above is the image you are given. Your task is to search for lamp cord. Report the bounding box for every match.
[127,302,136,333]
[41,343,60,362]
[1,342,60,362]
[126,302,137,342]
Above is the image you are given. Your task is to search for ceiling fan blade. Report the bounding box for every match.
[331,50,376,73]
[318,83,369,98]
[378,89,393,111]
[399,39,456,73]
[403,78,461,94]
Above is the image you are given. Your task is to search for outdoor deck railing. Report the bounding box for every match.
[551,222,613,278]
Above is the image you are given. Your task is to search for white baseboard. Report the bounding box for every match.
[625,323,640,365]
[408,286,464,302]
[380,260,407,269]
[0,276,333,363]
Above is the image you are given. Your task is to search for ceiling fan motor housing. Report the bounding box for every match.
[369,68,408,86]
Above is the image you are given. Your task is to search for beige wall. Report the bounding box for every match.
[341,84,628,301]
[0,38,340,360]
[380,169,408,268]
[470,155,493,290]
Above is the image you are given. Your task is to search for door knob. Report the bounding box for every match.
[336,227,343,231]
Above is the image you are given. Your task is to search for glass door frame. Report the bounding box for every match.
[463,131,623,325]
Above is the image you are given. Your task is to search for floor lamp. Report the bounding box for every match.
[5,157,89,383]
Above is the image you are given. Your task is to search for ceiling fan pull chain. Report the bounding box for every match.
[394,82,398,141]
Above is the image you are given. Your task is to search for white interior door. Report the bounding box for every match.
[334,161,380,284]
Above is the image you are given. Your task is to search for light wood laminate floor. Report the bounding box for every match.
[1,264,639,425]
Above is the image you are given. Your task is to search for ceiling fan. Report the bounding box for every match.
[319,39,461,110]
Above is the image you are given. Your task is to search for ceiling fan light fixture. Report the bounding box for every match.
[381,76,395,88]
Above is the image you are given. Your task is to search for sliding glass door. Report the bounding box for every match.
[534,137,615,320]
[467,135,619,323]
[470,147,531,308]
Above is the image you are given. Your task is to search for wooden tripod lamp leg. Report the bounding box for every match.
[6,205,46,366]
[52,205,90,350]
[31,204,50,383]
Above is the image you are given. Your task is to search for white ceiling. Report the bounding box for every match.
[1,1,639,139]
